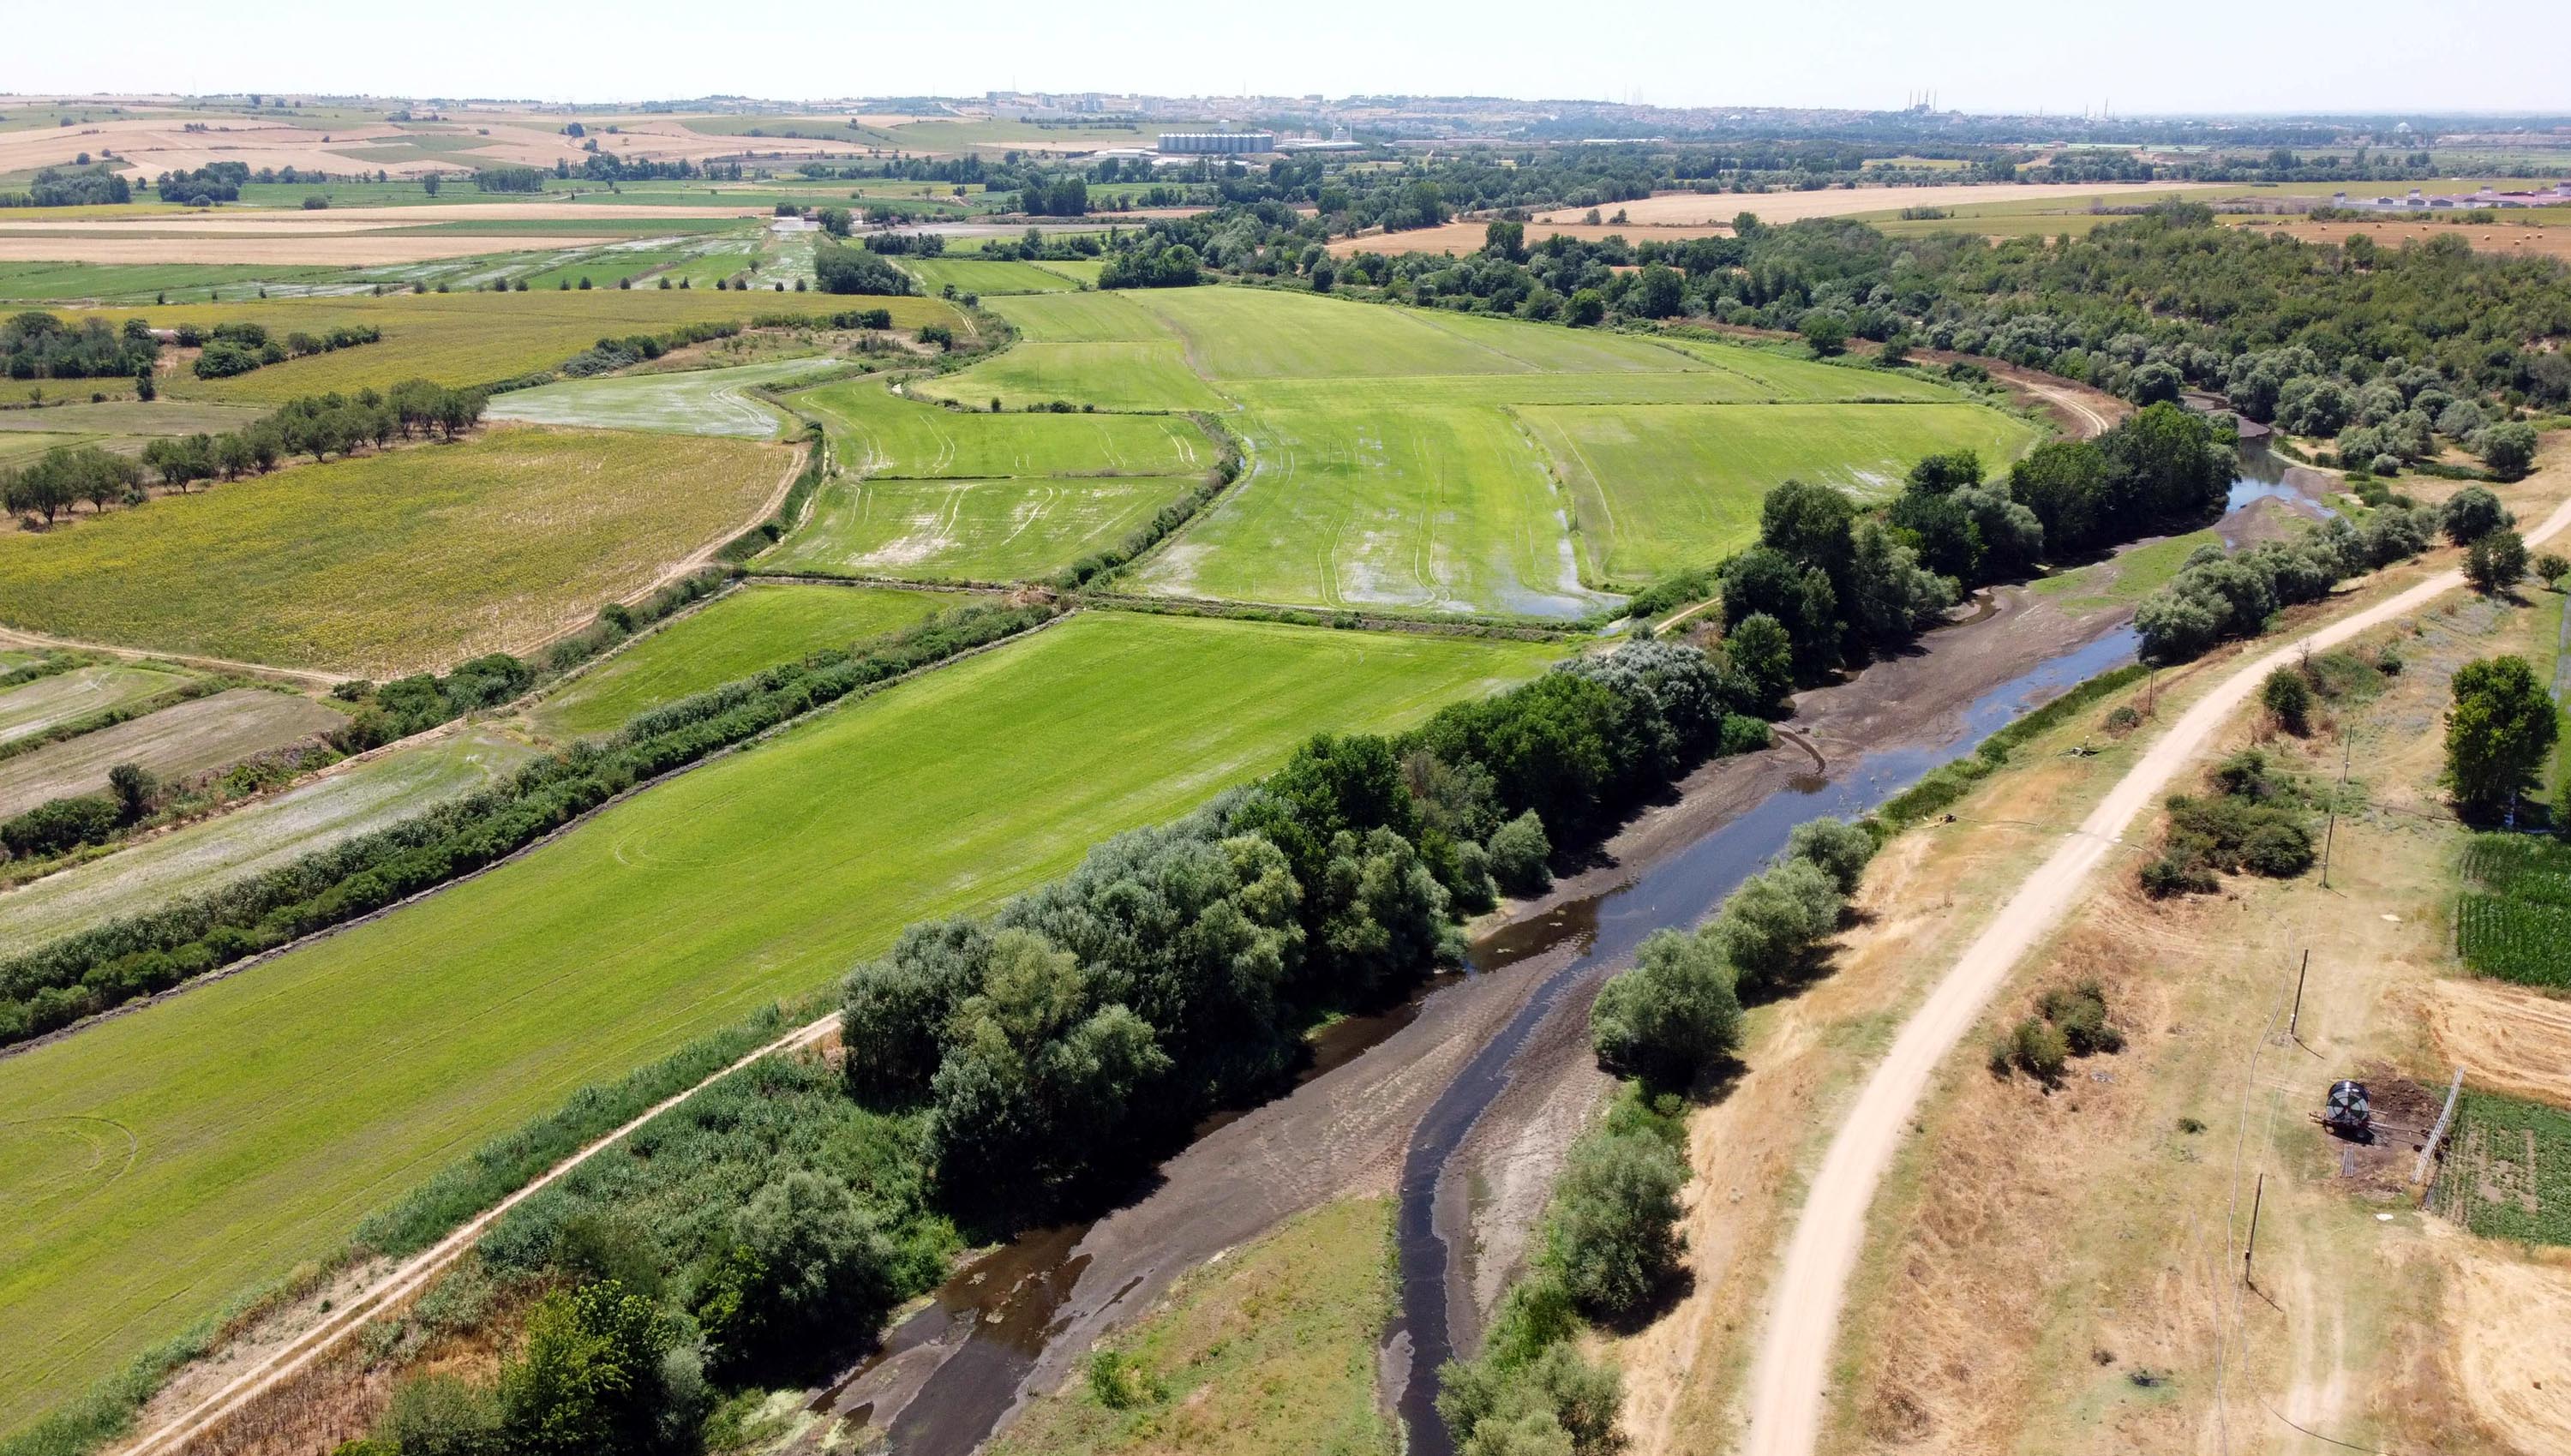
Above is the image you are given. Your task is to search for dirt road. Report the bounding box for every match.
[1738,491,2571,1456]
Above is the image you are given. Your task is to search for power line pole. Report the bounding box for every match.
[2288,949,2310,1041]
[2242,1173,2265,1289]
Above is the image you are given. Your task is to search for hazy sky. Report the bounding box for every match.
[12,0,2571,116]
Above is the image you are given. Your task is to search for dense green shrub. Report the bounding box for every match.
[1590,929,1740,1089]
[1486,810,1553,896]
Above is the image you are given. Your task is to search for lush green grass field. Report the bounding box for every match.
[71,291,962,401]
[1034,258,1106,286]
[0,427,791,676]
[512,248,700,292]
[800,376,1210,476]
[529,584,947,738]
[0,726,534,946]
[1136,402,1610,618]
[0,430,85,464]
[2029,528,2221,612]
[1132,287,1690,380]
[1519,401,2042,582]
[0,400,269,441]
[917,342,1231,412]
[899,258,1079,296]
[769,475,1204,584]
[486,357,844,438]
[0,613,1559,1435]
[981,290,1171,342]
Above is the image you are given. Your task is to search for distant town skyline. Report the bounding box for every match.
[13,0,2571,117]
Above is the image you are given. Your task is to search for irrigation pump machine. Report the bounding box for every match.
[2321,1079,2372,1139]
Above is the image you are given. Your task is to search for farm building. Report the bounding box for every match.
[1158,131,1276,155]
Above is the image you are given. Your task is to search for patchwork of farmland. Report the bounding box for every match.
[0,426,793,676]
[0,612,1561,1428]
[2457,833,2571,990]
[0,245,2069,1445]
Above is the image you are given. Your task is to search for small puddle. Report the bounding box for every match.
[1388,623,2142,1456]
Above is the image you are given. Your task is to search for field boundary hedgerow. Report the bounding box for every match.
[0,606,1069,1057]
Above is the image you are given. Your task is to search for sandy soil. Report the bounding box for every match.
[2238,219,2571,261]
[1531,183,2219,229]
[0,235,620,265]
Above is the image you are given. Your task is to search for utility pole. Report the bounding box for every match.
[2243,1173,2265,1288]
[2289,949,2310,1040]
[2320,725,2352,890]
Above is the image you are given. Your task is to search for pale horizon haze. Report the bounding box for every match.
[8,0,2571,117]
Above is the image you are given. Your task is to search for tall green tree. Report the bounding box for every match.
[2442,655,2559,818]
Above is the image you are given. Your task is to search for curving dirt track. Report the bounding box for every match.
[1737,489,2571,1456]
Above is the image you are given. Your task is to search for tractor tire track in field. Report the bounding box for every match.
[1737,488,2571,1456]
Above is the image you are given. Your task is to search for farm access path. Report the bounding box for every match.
[1736,486,2571,1456]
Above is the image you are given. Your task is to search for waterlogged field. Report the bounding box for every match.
[1519,401,2042,582]
[0,689,345,818]
[0,261,346,303]
[0,613,1561,1430]
[529,584,949,738]
[770,475,1204,583]
[75,291,963,402]
[0,664,189,746]
[0,725,534,946]
[801,377,1208,476]
[924,286,2029,613]
[486,356,846,438]
[0,427,790,676]
[1137,402,1609,616]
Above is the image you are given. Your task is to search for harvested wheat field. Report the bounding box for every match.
[2238,219,2571,261]
[1532,181,2218,227]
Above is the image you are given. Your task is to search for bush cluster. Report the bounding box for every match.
[2135,507,2433,662]
[2141,749,2316,896]
[3,309,156,379]
[189,320,381,380]
[558,321,742,378]
[812,241,917,296]
[1990,980,2122,1083]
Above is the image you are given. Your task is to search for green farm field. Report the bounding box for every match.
[529,583,949,738]
[1519,401,2042,582]
[0,261,345,303]
[800,375,1211,476]
[0,612,1560,1432]
[0,427,794,676]
[769,474,1204,584]
[67,291,963,402]
[915,285,2029,614]
[917,342,1231,412]
[0,725,535,946]
[486,356,845,438]
[898,257,1079,296]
